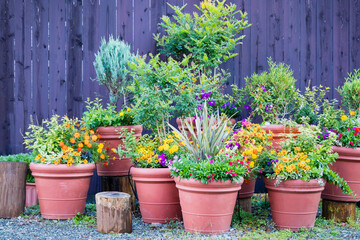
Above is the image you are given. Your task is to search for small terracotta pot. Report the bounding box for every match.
[25,183,38,207]
[262,124,299,149]
[175,177,243,234]
[96,125,142,176]
[265,178,324,231]
[131,167,181,223]
[30,163,95,219]
[238,178,256,199]
[322,146,360,202]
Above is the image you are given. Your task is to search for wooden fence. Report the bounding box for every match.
[1,0,360,189]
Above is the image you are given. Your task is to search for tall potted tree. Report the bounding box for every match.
[169,104,247,234]
[87,36,142,177]
[261,123,354,231]
[23,115,107,219]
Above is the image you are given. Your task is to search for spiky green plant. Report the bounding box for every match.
[169,103,234,161]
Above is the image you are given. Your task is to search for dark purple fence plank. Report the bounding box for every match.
[284,0,301,90]
[300,0,317,91]
[118,0,133,48]
[32,0,49,123]
[268,0,284,62]
[134,0,153,55]
[66,0,83,117]
[49,1,66,116]
[350,0,360,72]
[333,0,350,101]
[317,0,334,98]
[0,0,14,155]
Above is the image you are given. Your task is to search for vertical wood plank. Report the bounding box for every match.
[134,0,153,55]
[32,0,49,122]
[267,0,284,62]
[300,0,317,92]
[350,0,360,71]
[0,0,14,154]
[333,0,350,101]
[118,0,133,48]
[49,1,66,116]
[284,0,301,90]
[317,0,334,98]
[83,0,101,104]
[66,0,83,117]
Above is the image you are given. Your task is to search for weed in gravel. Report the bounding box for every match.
[72,212,96,226]
[21,205,41,218]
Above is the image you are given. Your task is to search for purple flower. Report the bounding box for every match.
[241,119,251,127]
[208,100,216,106]
[200,91,211,100]
[265,104,272,111]
[261,85,267,91]
[158,153,167,167]
[244,105,252,111]
[209,160,213,164]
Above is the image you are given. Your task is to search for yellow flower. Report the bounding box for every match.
[97,148,102,153]
[98,143,104,149]
[169,145,179,154]
[119,112,125,117]
[294,147,301,152]
[158,145,164,151]
[286,165,294,173]
[305,165,311,171]
[249,161,254,168]
[341,115,347,121]
[83,159,88,164]
[297,161,305,167]
[111,148,117,153]
[350,110,356,116]
[126,108,131,112]
[163,144,169,151]
[35,154,41,161]
[251,154,257,160]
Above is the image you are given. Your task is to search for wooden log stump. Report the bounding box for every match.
[235,197,252,213]
[100,176,136,211]
[96,192,132,234]
[0,162,28,218]
[322,199,356,222]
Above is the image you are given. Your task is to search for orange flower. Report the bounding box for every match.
[87,143,92,148]
[78,142,84,148]
[91,135,98,141]
[100,154,105,159]
[97,134,101,140]
[74,132,81,138]
[70,138,76,144]
[90,130,95,135]
[62,145,68,150]
[84,135,90,140]
[84,139,90,145]
[77,147,82,152]
[80,127,86,131]
[59,141,64,147]
[66,122,70,128]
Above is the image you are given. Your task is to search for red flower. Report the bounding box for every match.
[190,173,192,176]
[356,128,360,133]
[339,133,343,138]
[355,133,357,137]
[347,128,350,131]
[104,162,109,167]
[350,141,354,146]
[229,162,233,166]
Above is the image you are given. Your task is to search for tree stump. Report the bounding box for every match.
[101,176,136,211]
[322,199,356,222]
[0,162,28,218]
[235,197,252,213]
[96,192,132,234]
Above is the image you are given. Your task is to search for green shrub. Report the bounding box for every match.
[337,69,360,113]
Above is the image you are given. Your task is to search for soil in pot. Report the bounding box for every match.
[265,178,324,231]
[175,177,243,234]
[96,125,142,177]
[131,167,181,223]
[30,163,95,219]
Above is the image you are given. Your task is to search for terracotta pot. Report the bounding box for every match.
[25,183,38,207]
[322,146,360,202]
[238,178,256,199]
[265,178,324,231]
[96,125,142,176]
[262,124,299,149]
[30,163,95,219]
[131,167,181,223]
[175,177,243,234]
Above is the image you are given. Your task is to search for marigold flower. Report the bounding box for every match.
[97,148,102,153]
[59,141,64,147]
[84,135,90,140]
[91,135,98,141]
[84,140,90,145]
[350,110,356,116]
[100,154,105,159]
[87,143,92,148]
[119,112,125,117]
[78,142,84,148]
[74,132,81,138]
[83,159,88,164]
[70,138,75,144]
[341,115,347,121]
[90,130,95,135]
[163,144,169,151]
[97,134,101,139]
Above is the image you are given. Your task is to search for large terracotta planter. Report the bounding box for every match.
[0,162,28,218]
[265,178,324,231]
[262,124,299,149]
[175,177,243,234]
[25,183,38,207]
[238,178,256,199]
[96,125,142,176]
[322,146,360,202]
[131,167,181,223]
[30,163,95,219]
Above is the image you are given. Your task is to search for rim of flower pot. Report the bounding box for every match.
[30,162,95,178]
[174,177,243,193]
[332,146,360,160]
[96,125,143,138]
[130,167,174,182]
[264,178,325,193]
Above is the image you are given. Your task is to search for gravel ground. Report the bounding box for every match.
[1,199,360,240]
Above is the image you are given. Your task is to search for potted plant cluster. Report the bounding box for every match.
[23,115,107,219]
[259,122,354,230]
[169,104,247,234]
[84,35,142,177]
